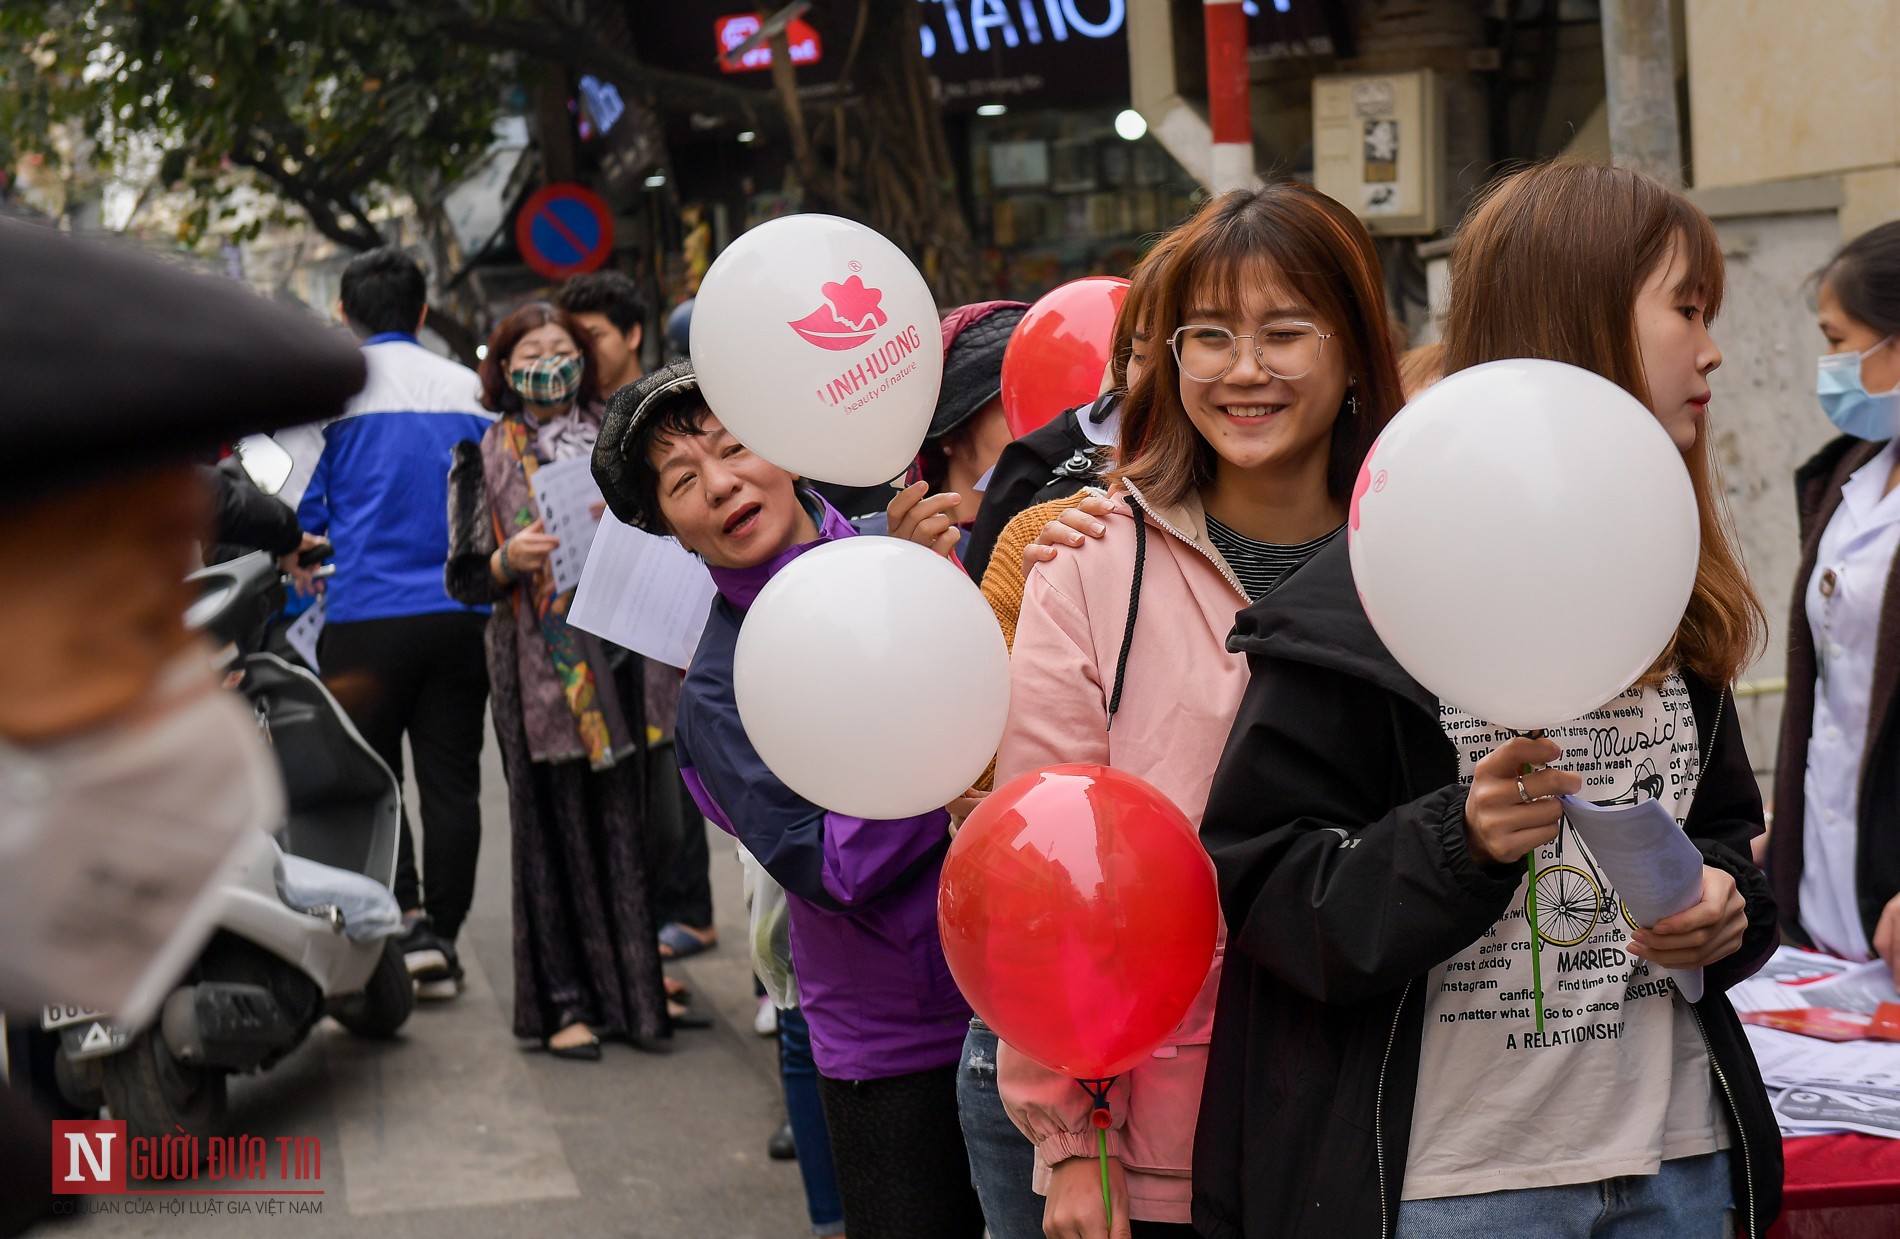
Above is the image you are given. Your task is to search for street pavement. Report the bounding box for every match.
[65,726,811,1237]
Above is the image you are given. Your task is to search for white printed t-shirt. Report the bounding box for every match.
[1402,674,1727,1200]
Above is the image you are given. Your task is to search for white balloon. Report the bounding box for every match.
[734,538,1010,819]
[692,214,943,486]
[1348,358,1700,731]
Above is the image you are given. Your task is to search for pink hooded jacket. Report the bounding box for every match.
[993,479,1250,1225]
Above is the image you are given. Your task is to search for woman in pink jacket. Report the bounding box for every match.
[992,183,1405,1238]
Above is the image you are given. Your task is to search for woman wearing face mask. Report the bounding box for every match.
[1193,162,1779,1239]
[1770,221,1900,981]
[443,302,675,1059]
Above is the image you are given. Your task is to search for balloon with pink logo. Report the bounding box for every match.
[691,214,943,486]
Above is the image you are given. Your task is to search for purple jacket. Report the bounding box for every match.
[673,493,971,1080]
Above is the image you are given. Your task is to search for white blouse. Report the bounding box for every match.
[1799,439,1900,959]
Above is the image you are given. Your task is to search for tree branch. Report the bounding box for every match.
[229,140,385,251]
[432,13,769,130]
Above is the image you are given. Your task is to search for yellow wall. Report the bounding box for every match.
[1685,0,1898,188]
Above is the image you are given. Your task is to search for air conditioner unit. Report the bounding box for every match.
[1313,69,1439,236]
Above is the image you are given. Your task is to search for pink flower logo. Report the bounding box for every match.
[788,274,889,350]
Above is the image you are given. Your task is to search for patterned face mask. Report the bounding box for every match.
[508,353,584,406]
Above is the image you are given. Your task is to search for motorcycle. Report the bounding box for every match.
[49,530,414,1141]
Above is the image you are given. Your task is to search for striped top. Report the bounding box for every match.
[1204,514,1344,602]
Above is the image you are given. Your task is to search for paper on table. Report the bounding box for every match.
[567,512,717,670]
[1792,959,1900,1015]
[1757,944,1853,984]
[1775,1085,1900,1138]
[284,594,326,672]
[1559,794,1706,1002]
[1746,1022,1900,1089]
[1747,1022,1900,1138]
[1730,974,1812,1015]
[528,455,606,596]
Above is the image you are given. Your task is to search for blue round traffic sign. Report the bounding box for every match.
[515,183,614,279]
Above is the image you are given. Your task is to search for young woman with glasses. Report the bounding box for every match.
[990,182,1404,1239]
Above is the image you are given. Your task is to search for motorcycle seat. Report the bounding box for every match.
[274,846,402,944]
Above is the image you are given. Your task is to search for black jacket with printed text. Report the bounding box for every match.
[1190,537,1782,1239]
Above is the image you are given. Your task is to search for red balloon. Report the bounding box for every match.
[1000,277,1131,439]
[938,764,1219,1080]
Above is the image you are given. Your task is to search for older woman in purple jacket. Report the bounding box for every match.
[593,360,984,1239]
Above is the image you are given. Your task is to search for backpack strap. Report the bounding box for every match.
[1106,496,1147,729]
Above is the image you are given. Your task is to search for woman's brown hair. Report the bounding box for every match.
[1442,160,1765,686]
[477,301,605,415]
[1114,183,1405,507]
[1107,229,1183,389]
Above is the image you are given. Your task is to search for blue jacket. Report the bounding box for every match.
[297,335,495,623]
[675,494,972,1081]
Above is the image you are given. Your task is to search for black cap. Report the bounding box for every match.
[0,218,366,502]
[930,301,1026,440]
[593,357,702,531]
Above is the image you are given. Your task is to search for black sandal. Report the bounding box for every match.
[546,1030,602,1061]
[668,1000,715,1030]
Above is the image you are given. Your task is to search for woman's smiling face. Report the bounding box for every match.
[1175,269,1350,482]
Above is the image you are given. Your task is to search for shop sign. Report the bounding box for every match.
[715,13,823,73]
[918,0,1125,58]
[917,0,1129,111]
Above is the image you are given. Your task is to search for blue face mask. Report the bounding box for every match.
[1817,337,1899,441]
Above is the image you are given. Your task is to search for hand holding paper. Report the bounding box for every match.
[1629,865,1747,979]
[1558,795,1717,1002]
[528,455,606,595]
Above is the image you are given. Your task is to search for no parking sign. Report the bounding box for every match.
[514,183,614,280]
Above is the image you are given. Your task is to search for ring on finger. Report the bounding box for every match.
[1516,775,1534,804]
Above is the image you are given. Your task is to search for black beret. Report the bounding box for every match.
[930,302,1027,440]
[0,218,365,501]
[592,357,702,530]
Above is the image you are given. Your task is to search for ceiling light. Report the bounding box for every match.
[1114,109,1148,141]
[737,130,758,144]
[976,103,1007,117]
[475,344,488,360]
[644,173,667,188]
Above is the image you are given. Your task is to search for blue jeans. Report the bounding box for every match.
[779,1005,846,1237]
[1397,1152,1733,1239]
[955,1019,1045,1239]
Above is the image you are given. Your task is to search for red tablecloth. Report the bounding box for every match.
[1770,1134,1900,1238]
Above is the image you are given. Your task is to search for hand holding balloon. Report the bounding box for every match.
[1462,736,1580,867]
[887,480,964,561]
[1045,1155,1131,1239]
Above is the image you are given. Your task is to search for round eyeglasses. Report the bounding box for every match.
[1169,321,1335,383]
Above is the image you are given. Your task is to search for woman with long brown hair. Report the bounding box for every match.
[444,301,673,1059]
[992,182,1403,1238]
[1193,162,1780,1239]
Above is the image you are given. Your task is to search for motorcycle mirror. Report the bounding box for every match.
[234,434,294,496]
